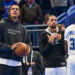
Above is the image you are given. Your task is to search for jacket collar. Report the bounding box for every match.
[45,27,51,34]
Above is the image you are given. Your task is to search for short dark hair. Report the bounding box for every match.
[43,13,50,24]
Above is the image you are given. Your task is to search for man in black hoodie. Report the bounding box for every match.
[0,4,30,75]
[39,14,66,75]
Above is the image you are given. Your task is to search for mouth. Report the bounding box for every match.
[51,25,56,28]
[12,12,17,15]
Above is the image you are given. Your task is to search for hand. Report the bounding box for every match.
[30,62,35,67]
[47,34,55,43]
[11,42,22,50]
[26,62,30,66]
[11,42,30,56]
[61,27,65,31]
[54,33,61,40]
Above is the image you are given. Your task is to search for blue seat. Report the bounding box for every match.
[67,5,75,14]
[67,10,75,25]
[57,12,67,21]
[57,5,75,28]
[57,16,69,28]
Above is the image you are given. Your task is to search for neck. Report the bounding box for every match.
[11,16,19,22]
[50,27,56,33]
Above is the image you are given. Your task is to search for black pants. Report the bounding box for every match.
[0,64,22,75]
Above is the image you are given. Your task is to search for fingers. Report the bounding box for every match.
[47,33,61,44]
[11,43,20,50]
[55,33,61,40]
[47,34,55,43]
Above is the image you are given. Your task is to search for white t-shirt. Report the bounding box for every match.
[64,24,75,55]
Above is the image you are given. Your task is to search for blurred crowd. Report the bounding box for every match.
[0,0,75,24]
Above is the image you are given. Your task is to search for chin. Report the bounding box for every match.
[12,15,17,17]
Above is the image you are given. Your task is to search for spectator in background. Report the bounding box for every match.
[22,50,44,75]
[39,15,66,75]
[21,0,42,46]
[0,0,16,18]
[43,13,50,24]
[21,0,42,24]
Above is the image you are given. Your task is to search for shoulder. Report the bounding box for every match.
[64,24,75,39]
[66,24,74,30]
[39,31,47,38]
[22,2,27,7]
[21,24,26,28]
[65,24,74,34]
[0,19,7,30]
[19,24,26,32]
[40,30,50,38]
[19,24,26,29]
[34,3,39,6]
[0,18,6,26]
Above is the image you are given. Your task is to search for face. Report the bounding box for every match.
[27,0,34,4]
[9,5,20,19]
[47,16,57,28]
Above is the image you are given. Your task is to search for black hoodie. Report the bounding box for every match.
[0,18,30,61]
[39,27,66,67]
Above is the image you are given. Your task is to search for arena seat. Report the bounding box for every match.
[67,5,75,14]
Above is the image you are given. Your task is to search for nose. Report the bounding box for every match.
[13,8,17,11]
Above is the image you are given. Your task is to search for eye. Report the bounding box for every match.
[16,8,19,11]
[11,8,19,11]
[11,8,14,10]
[50,19,57,21]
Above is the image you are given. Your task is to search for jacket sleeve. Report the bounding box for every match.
[22,25,32,46]
[35,51,44,74]
[0,22,11,52]
[37,4,42,22]
[39,32,53,57]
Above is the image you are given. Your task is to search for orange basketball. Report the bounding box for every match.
[11,42,30,57]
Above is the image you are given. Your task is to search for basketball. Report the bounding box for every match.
[11,42,30,57]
